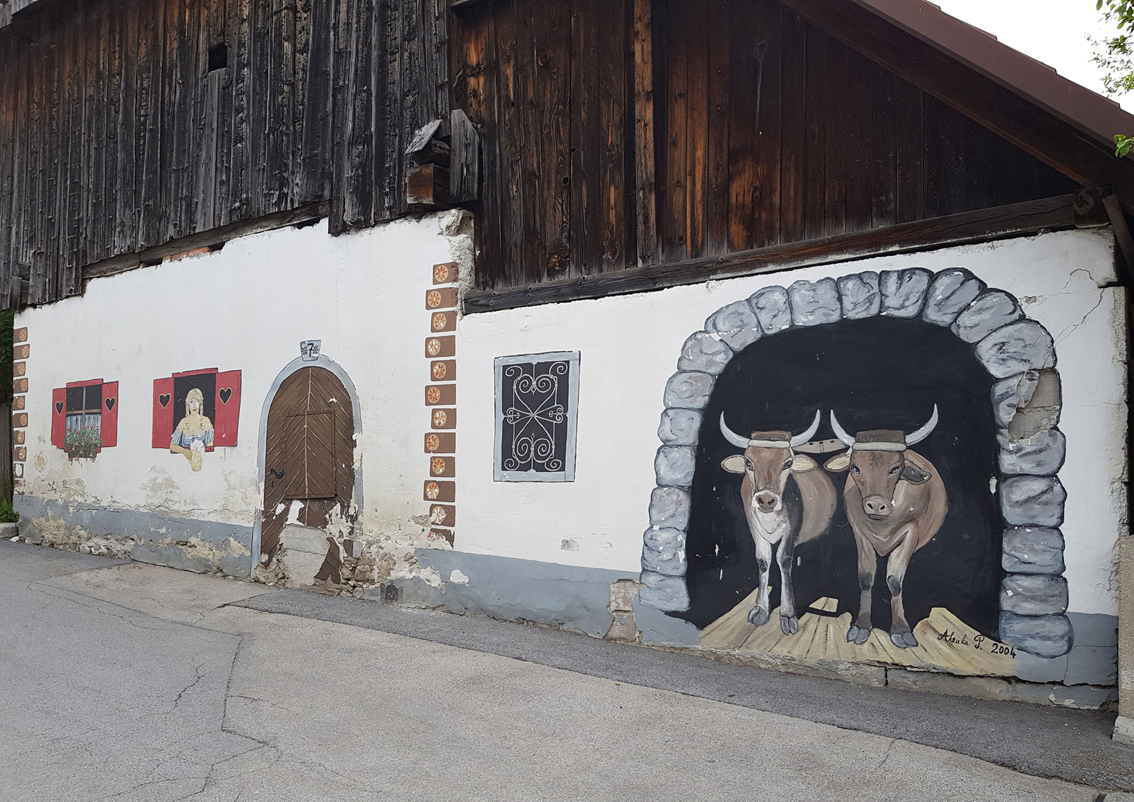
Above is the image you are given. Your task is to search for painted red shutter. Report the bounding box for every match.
[101,381,118,448]
[213,370,241,447]
[152,377,175,448]
[51,387,66,449]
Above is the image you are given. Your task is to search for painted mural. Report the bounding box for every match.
[152,368,242,470]
[643,268,1074,675]
[50,379,119,461]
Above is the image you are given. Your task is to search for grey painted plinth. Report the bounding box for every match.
[641,267,1071,660]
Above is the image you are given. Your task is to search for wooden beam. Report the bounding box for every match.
[776,0,1134,212]
[82,202,330,283]
[632,0,657,266]
[463,192,1084,313]
[1104,193,1134,285]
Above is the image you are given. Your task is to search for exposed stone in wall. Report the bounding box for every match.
[605,578,643,642]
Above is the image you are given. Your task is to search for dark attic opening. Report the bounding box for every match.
[678,315,1002,640]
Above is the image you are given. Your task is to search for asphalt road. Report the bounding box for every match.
[1,540,1131,802]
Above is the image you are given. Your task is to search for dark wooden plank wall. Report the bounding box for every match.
[453,0,1077,292]
[0,0,448,308]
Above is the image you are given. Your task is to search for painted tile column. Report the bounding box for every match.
[424,262,459,545]
[12,326,27,476]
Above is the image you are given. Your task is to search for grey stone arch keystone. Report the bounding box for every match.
[641,267,1073,658]
[248,351,365,576]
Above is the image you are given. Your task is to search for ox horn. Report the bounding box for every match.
[829,410,856,447]
[719,414,751,449]
[789,410,822,448]
[904,404,939,446]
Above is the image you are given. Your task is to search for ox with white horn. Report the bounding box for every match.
[718,409,836,635]
[823,405,948,650]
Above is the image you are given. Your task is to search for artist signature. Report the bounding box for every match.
[937,629,1017,657]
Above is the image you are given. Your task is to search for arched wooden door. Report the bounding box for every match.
[260,367,356,562]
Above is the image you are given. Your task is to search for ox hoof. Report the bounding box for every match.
[846,624,871,645]
[747,607,771,626]
[890,631,919,649]
[779,615,799,635]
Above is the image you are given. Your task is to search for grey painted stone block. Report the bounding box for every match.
[837,271,880,320]
[880,268,931,318]
[663,371,714,410]
[1000,476,1066,527]
[1064,645,1118,686]
[974,320,1056,378]
[997,428,1066,476]
[705,299,762,352]
[991,375,1022,429]
[657,408,702,446]
[923,268,986,326]
[677,331,733,375]
[649,486,691,530]
[643,527,685,554]
[641,541,686,576]
[1012,650,1069,683]
[655,446,697,488]
[749,286,793,335]
[788,278,841,327]
[633,593,701,645]
[1002,527,1065,575]
[999,611,1074,658]
[1068,611,1118,648]
[639,570,691,612]
[990,371,1062,432]
[1001,574,1068,615]
[952,290,1022,343]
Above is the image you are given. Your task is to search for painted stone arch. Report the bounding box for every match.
[640,267,1072,658]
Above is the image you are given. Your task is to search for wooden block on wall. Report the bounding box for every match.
[425,384,457,406]
[428,455,455,477]
[431,408,456,430]
[14,328,27,343]
[14,378,27,394]
[14,446,26,462]
[424,432,456,453]
[433,262,459,285]
[13,344,29,360]
[430,360,456,382]
[12,396,24,410]
[425,336,456,359]
[428,528,455,546]
[13,362,25,377]
[14,430,24,445]
[424,480,455,503]
[13,413,27,428]
[430,310,456,333]
[426,287,458,311]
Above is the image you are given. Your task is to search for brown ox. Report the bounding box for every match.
[824,406,947,649]
[720,411,837,635]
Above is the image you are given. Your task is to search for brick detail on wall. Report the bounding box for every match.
[425,263,459,546]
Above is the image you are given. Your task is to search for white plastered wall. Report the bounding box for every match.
[17,214,453,547]
[456,229,1126,618]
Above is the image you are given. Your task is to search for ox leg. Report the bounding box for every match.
[777,535,799,635]
[847,531,876,646]
[885,528,920,649]
[747,536,773,627]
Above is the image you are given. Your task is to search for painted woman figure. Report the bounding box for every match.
[170,387,213,472]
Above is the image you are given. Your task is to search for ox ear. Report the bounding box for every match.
[721,455,747,474]
[901,462,932,484]
[824,452,851,473]
[790,454,817,473]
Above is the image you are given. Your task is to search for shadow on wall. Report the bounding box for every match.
[678,316,1001,638]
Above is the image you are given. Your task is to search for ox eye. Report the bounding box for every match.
[889,464,901,475]
[745,460,753,470]
[782,459,793,471]
[850,465,861,475]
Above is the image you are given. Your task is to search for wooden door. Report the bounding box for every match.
[260,367,355,561]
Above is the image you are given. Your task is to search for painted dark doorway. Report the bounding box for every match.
[260,367,356,561]
[678,315,1002,638]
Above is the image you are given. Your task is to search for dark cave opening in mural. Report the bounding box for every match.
[677,315,1002,639]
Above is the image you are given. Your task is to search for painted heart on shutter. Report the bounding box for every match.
[105,397,115,411]
[159,393,171,408]
[219,387,232,405]
[55,401,64,414]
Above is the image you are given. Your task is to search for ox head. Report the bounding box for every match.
[823,406,938,520]
[719,411,821,513]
